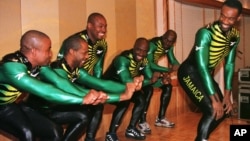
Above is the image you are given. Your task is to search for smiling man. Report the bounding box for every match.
[103,37,155,141]
[0,30,103,141]
[137,30,180,134]
[26,34,140,141]
[57,12,111,141]
[177,0,242,141]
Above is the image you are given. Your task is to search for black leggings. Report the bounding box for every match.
[177,62,226,141]
[46,105,90,141]
[139,85,153,123]
[108,90,145,133]
[140,84,172,123]
[158,84,172,119]
[85,104,104,140]
[0,103,63,141]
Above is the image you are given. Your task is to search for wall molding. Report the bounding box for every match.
[175,0,250,15]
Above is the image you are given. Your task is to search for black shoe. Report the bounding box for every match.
[125,127,146,140]
[106,132,119,141]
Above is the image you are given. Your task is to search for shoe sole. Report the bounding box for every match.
[138,127,151,134]
[154,124,175,128]
[140,131,151,134]
[139,129,151,134]
[125,134,146,140]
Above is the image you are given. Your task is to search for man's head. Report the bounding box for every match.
[162,29,177,50]
[20,30,52,68]
[219,0,242,33]
[86,12,107,43]
[133,37,149,62]
[62,35,89,69]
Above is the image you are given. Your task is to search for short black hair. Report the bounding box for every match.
[223,0,243,15]
[164,29,177,42]
[87,12,106,24]
[133,37,149,48]
[62,35,85,55]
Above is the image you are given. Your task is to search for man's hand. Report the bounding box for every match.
[171,65,179,71]
[223,97,233,115]
[119,75,144,101]
[211,94,224,120]
[223,90,233,115]
[119,82,137,101]
[93,91,109,105]
[83,90,109,105]
[133,75,144,91]
[82,89,100,105]
[161,72,171,84]
[151,72,161,83]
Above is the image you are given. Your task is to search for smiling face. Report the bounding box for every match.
[133,38,149,62]
[72,40,89,68]
[87,15,107,43]
[219,5,240,33]
[63,35,89,70]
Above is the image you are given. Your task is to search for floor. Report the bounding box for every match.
[95,112,250,141]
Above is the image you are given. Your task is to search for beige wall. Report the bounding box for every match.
[0,0,22,55]
[21,0,60,59]
[1,0,249,71]
[0,0,156,71]
[58,0,87,43]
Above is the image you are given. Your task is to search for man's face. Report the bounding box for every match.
[162,32,176,50]
[35,37,52,66]
[73,41,89,68]
[133,41,149,62]
[88,16,107,42]
[219,5,240,33]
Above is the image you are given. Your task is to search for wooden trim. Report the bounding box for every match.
[175,0,250,15]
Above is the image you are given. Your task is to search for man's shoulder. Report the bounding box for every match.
[115,54,128,62]
[1,51,29,71]
[1,51,20,63]
[196,25,212,37]
[118,50,132,59]
[74,30,88,41]
[1,61,27,74]
[113,51,131,66]
[74,30,87,36]
[150,36,161,43]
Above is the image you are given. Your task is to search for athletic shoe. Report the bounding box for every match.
[138,122,151,134]
[125,127,146,140]
[154,117,175,128]
[105,132,119,141]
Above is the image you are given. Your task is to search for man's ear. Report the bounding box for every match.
[31,47,36,56]
[69,48,74,55]
[87,22,92,29]
[237,14,242,22]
